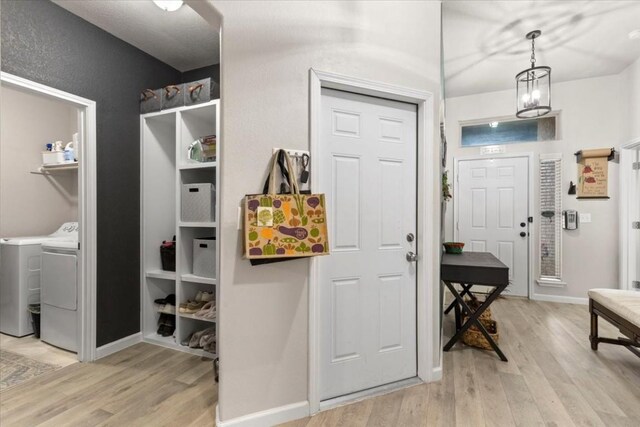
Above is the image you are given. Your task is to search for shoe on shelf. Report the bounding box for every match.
[181,333,193,347]
[194,301,216,320]
[199,330,216,350]
[158,303,176,315]
[198,291,214,302]
[154,294,176,305]
[188,326,215,348]
[203,337,216,354]
[181,300,206,314]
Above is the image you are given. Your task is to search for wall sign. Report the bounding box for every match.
[576,148,614,199]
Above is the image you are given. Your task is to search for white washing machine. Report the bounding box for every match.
[0,222,78,337]
[41,240,78,352]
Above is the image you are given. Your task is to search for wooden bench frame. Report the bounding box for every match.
[589,298,640,358]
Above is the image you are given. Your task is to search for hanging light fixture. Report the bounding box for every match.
[153,0,183,12]
[516,30,551,119]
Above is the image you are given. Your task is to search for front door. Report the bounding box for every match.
[318,88,418,400]
[457,157,530,296]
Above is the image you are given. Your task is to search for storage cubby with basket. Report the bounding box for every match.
[141,100,219,358]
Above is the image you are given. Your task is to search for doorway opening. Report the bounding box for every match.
[0,72,97,371]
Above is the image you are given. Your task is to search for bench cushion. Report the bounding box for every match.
[589,289,640,327]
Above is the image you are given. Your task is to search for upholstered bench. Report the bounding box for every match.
[588,288,640,357]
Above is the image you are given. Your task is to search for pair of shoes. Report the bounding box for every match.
[178,291,214,314]
[194,301,216,320]
[189,327,215,349]
[157,313,176,336]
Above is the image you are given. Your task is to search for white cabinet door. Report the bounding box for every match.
[457,157,530,296]
[318,88,417,400]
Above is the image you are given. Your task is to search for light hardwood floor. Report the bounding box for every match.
[0,343,216,426]
[282,298,640,427]
[1,299,638,426]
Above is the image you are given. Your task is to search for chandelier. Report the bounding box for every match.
[516,30,551,118]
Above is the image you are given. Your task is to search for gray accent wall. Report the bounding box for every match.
[1,0,182,346]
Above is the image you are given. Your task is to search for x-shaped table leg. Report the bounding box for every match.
[444,283,474,315]
[443,280,508,362]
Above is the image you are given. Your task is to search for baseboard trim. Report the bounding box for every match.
[216,401,309,427]
[95,332,142,359]
[532,294,588,305]
[431,365,443,381]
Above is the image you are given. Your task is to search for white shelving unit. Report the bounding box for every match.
[140,100,219,359]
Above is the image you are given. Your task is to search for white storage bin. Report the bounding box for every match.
[42,151,65,165]
[193,237,216,278]
[181,183,215,222]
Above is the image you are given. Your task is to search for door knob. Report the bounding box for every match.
[520,232,526,237]
[406,251,418,262]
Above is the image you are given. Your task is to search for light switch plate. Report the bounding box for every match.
[579,213,591,223]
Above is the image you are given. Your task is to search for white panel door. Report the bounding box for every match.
[318,88,418,400]
[457,157,529,296]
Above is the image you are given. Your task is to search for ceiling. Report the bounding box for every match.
[443,1,640,97]
[53,0,219,72]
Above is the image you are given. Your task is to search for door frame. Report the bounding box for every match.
[453,153,535,298]
[0,72,98,362]
[619,137,640,291]
[308,69,439,414]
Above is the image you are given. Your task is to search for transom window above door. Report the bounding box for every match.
[460,113,559,147]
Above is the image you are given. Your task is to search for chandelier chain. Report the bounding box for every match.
[530,37,536,66]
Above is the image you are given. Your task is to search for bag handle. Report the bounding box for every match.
[267,150,300,195]
[262,150,292,194]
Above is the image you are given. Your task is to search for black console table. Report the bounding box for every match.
[441,252,509,361]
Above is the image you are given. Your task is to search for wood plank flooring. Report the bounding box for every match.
[282,298,640,427]
[1,299,637,426]
[0,343,216,426]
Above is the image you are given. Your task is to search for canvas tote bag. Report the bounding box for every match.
[244,151,329,260]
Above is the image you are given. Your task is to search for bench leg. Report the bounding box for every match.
[590,299,599,351]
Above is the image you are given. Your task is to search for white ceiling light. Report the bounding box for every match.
[153,0,183,12]
[629,29,640,40]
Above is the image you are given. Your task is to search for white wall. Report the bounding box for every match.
[445,74,626,301]
[0,85,78,237]
[209,0,441,422]
[620,56,640,142]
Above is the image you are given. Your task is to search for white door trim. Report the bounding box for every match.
[453,153,535,298]
[1,72,98,362]
[619,137,640,291]
[308,69,439,415]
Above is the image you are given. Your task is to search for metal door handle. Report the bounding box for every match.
[406,251,418,262]
[520,232,526,237]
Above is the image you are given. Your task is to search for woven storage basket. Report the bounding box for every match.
[462,318,499,350]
